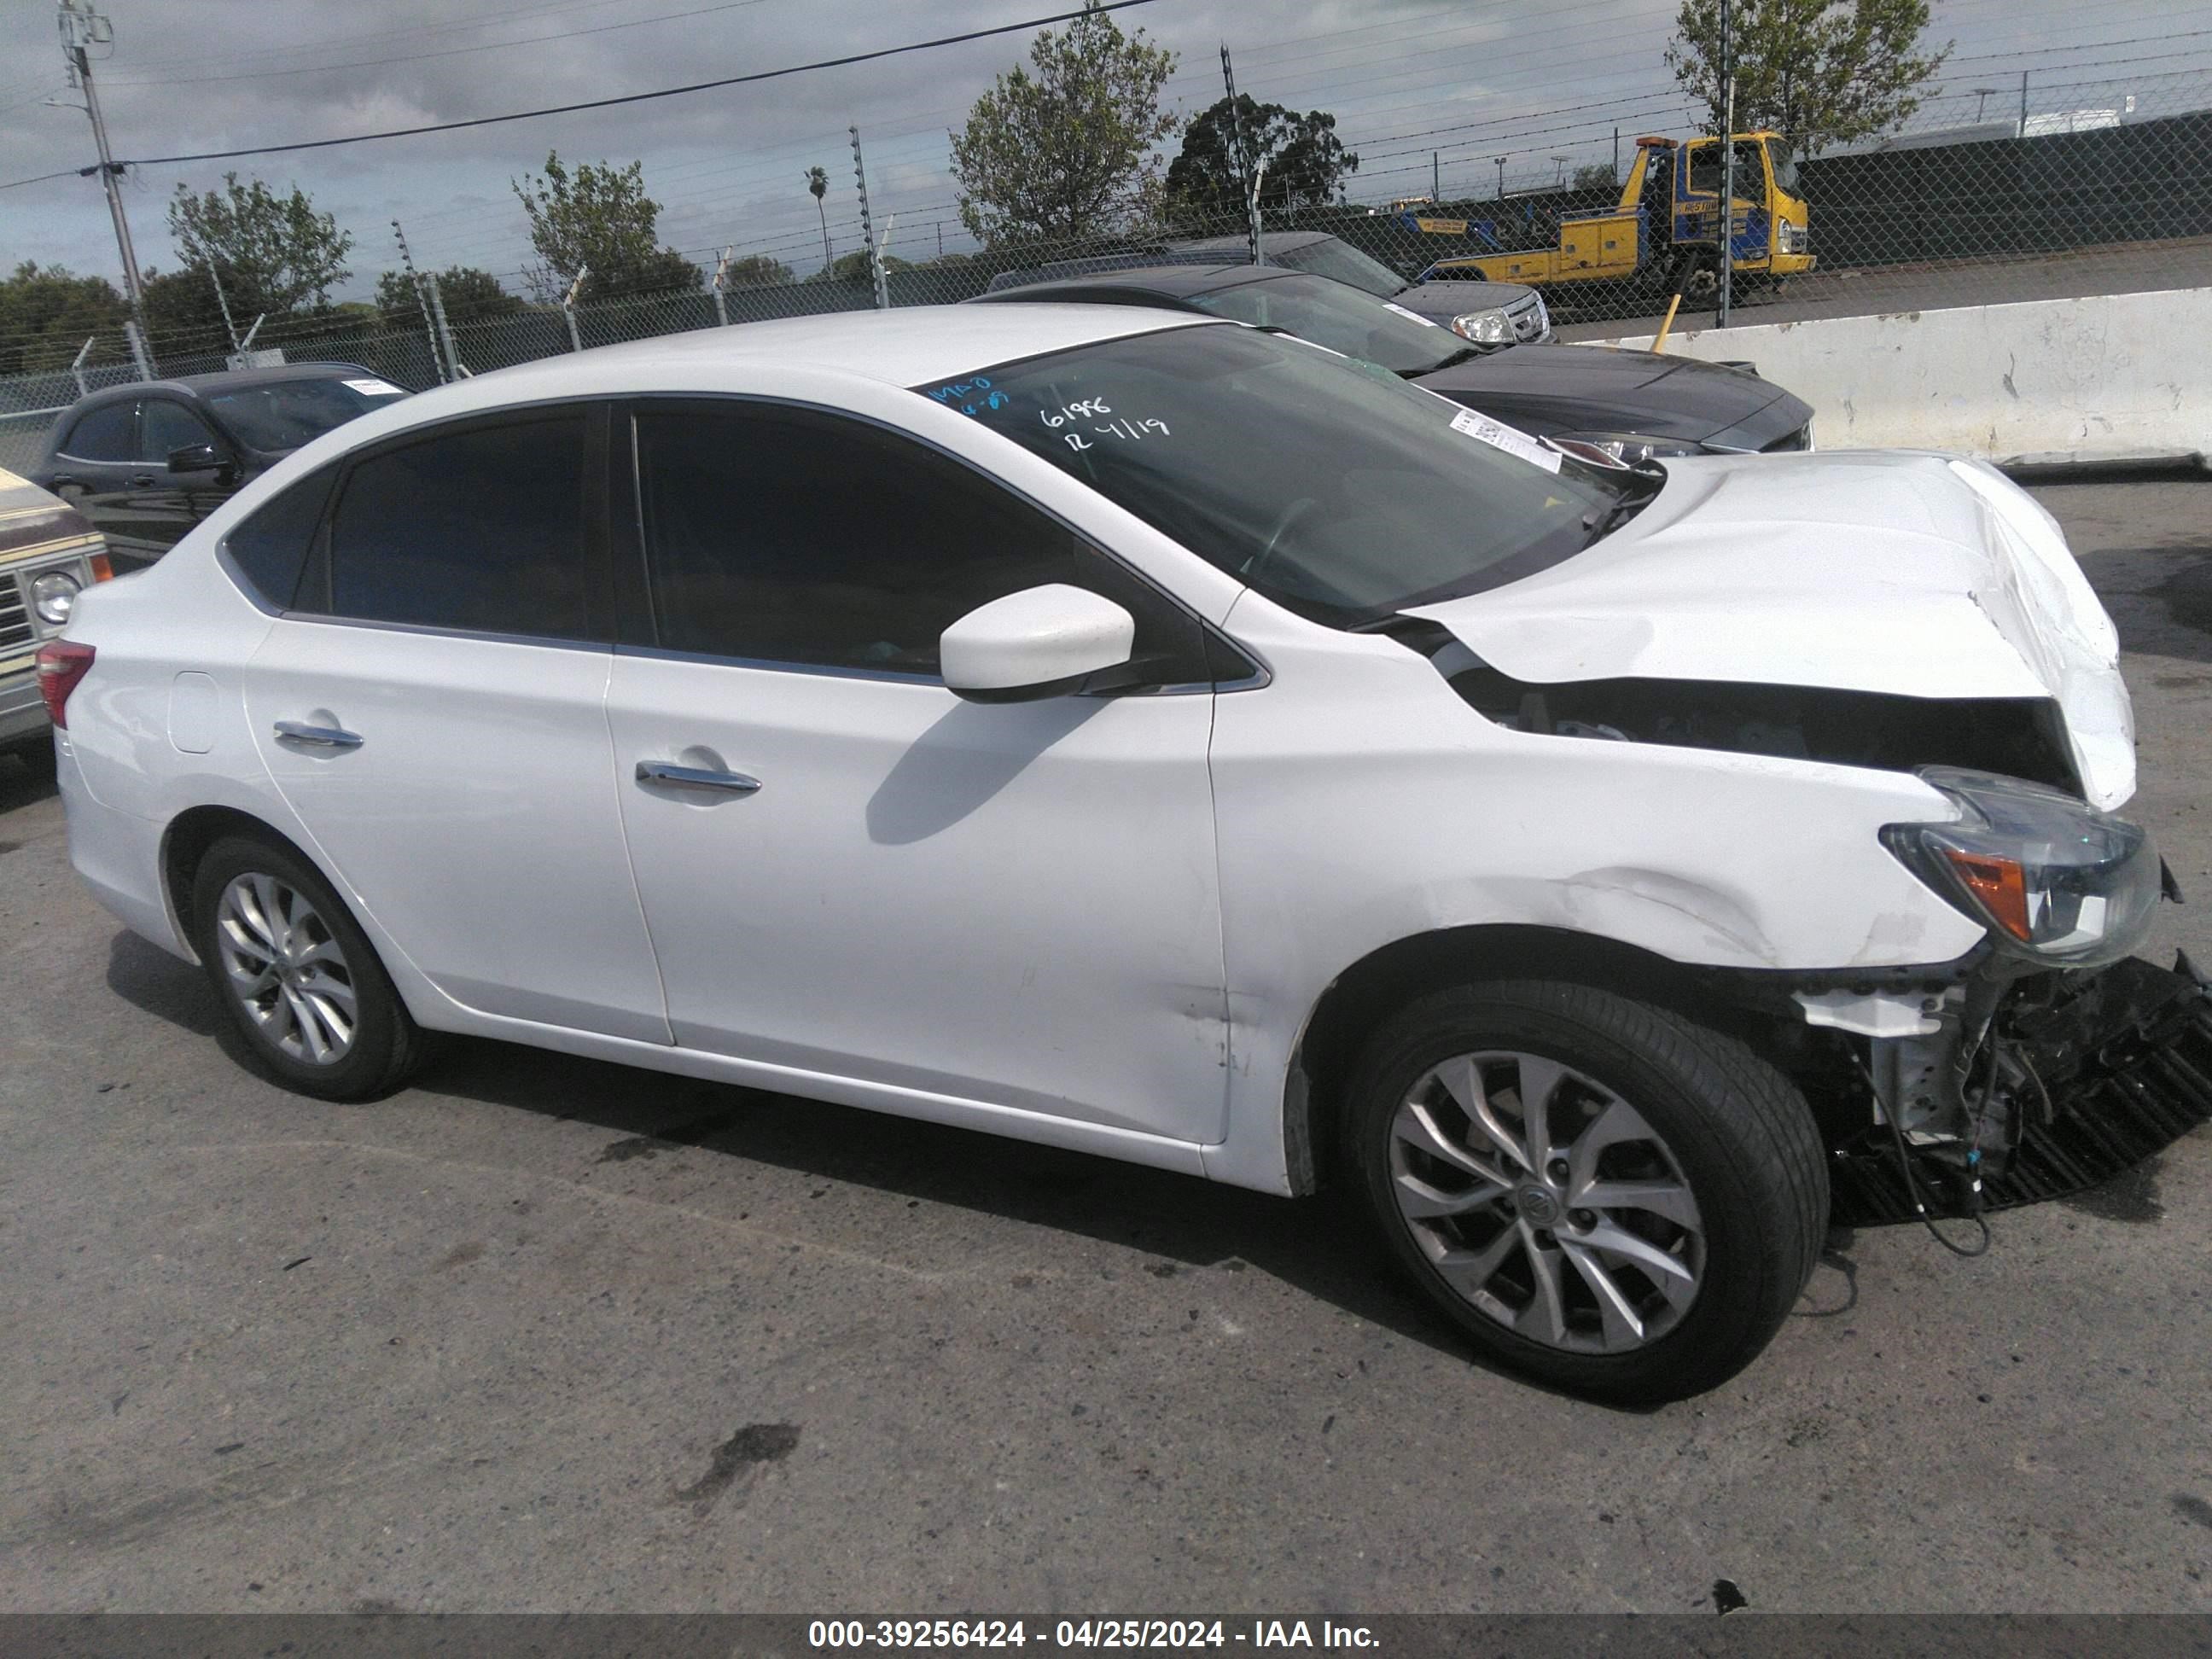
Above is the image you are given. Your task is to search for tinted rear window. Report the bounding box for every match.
[224,465,337,609]
[323,416,597,641]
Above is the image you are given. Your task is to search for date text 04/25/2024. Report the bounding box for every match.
[806,1621,1381,1650]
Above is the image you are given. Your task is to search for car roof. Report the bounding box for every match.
[262,305,1214,457]
[481,304,1202,390]
[974,264,1289,303]
[65,361,381,409]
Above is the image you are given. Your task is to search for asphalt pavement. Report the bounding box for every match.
[1,476,2209,1614]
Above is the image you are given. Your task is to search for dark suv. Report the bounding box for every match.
[30,364,410,571]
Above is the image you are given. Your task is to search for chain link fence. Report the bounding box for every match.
[3,62,2209,473]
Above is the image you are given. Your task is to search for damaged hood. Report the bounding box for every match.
[1407,451,2135,809]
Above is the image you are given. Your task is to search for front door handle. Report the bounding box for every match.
[635,760,760,796]
[273,719,363,750]
[128,474,158,488]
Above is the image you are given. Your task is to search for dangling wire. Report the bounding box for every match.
[1855,1052,1993,1258]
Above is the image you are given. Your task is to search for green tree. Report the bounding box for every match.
[1166,96,1357,220]
[722,253,795,288]
[805,166,832,273]
[510,152,700,301]
[1571,162,1620,192]
[0,262,129,375]
[374,266,523,324]
[166,173,355,318]
[803,249,912,286]
[138,265,234,345]
[950,0,1177,247]
[1665,0,1950,156]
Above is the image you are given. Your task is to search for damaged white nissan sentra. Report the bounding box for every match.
[41,307,2210,1402]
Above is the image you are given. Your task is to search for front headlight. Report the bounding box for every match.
[1551,430,1706,464]
[1881,767,2161,965]
[29,568,82,626]
[1452,309,1512,345]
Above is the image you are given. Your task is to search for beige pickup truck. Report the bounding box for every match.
[1,466,111,777]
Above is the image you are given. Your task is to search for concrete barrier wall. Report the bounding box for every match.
[1601,288,2212,467]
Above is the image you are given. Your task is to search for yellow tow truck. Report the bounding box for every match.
[1409,132,1814,301]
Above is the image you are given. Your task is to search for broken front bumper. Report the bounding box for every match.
[1830,954,2212,1226]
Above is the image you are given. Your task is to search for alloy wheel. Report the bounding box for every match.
[213,872,358,1066]
[1388,1050,1705,1353]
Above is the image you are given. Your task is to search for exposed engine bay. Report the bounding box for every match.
[1818,952,2212,1233]
[1383,617,2086,793]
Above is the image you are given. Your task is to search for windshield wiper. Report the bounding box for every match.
[1579,474,1664,542]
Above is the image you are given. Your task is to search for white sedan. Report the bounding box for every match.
[40,305,2174,1401]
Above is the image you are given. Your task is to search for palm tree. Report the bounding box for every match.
[806,166,832,275]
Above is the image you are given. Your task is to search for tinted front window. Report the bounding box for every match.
[323,416,595,640]
[204,377,404,452]
[61,403,134,462]
[224,466,336,609]
[918,325,1627,626]
[1272,237,1406,297]
[1689,141,1765,197]
[1185,272,1460,375]
[634,405,1206,678]
[139,399,218,461]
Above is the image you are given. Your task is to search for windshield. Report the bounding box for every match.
[1767,139,1801,195]
[1184,272,1464,376]
[1269,236,1406,297]
[201,375,406,452]
[913,324,1631,626]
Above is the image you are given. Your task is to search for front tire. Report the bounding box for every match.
[189,834,426,1101]
[1342,980,1826,1403]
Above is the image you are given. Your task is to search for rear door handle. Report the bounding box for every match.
[128,474,158,488]
[635,760,760,796]
[273,719,363,750]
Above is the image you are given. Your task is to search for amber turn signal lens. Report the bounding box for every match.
[1941,847,2032,940]
[90,552,113,583]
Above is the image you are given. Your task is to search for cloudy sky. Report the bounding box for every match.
[2,0,2205,303]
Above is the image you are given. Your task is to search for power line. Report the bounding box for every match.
[110,0,1166,169]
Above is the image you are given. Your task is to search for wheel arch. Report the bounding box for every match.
[160,804,326,963]
[1280,923,1743,1196]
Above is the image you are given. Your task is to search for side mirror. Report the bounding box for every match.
[166,442,231,475]
[940,584,1136,703]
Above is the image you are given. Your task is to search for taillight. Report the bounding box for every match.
[35,640,95,729]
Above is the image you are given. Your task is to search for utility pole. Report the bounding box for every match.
[56,1,145,328]
[2019,70,2029,137]
[1717,0,1735,327]
[850,125,888,310]
[1550,155,1569,188]
[1613,126,1621,184]
[1431,152,1439,201]
[1973,87,2000,125]
[1493,155,1508,200]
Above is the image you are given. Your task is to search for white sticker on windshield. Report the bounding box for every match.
[1451,406,1563,474]
[1384,301,1441,328]
[343,378,406,397]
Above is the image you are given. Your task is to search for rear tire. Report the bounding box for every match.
[1342,979,1826,1403]
[189,833,426,1102]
